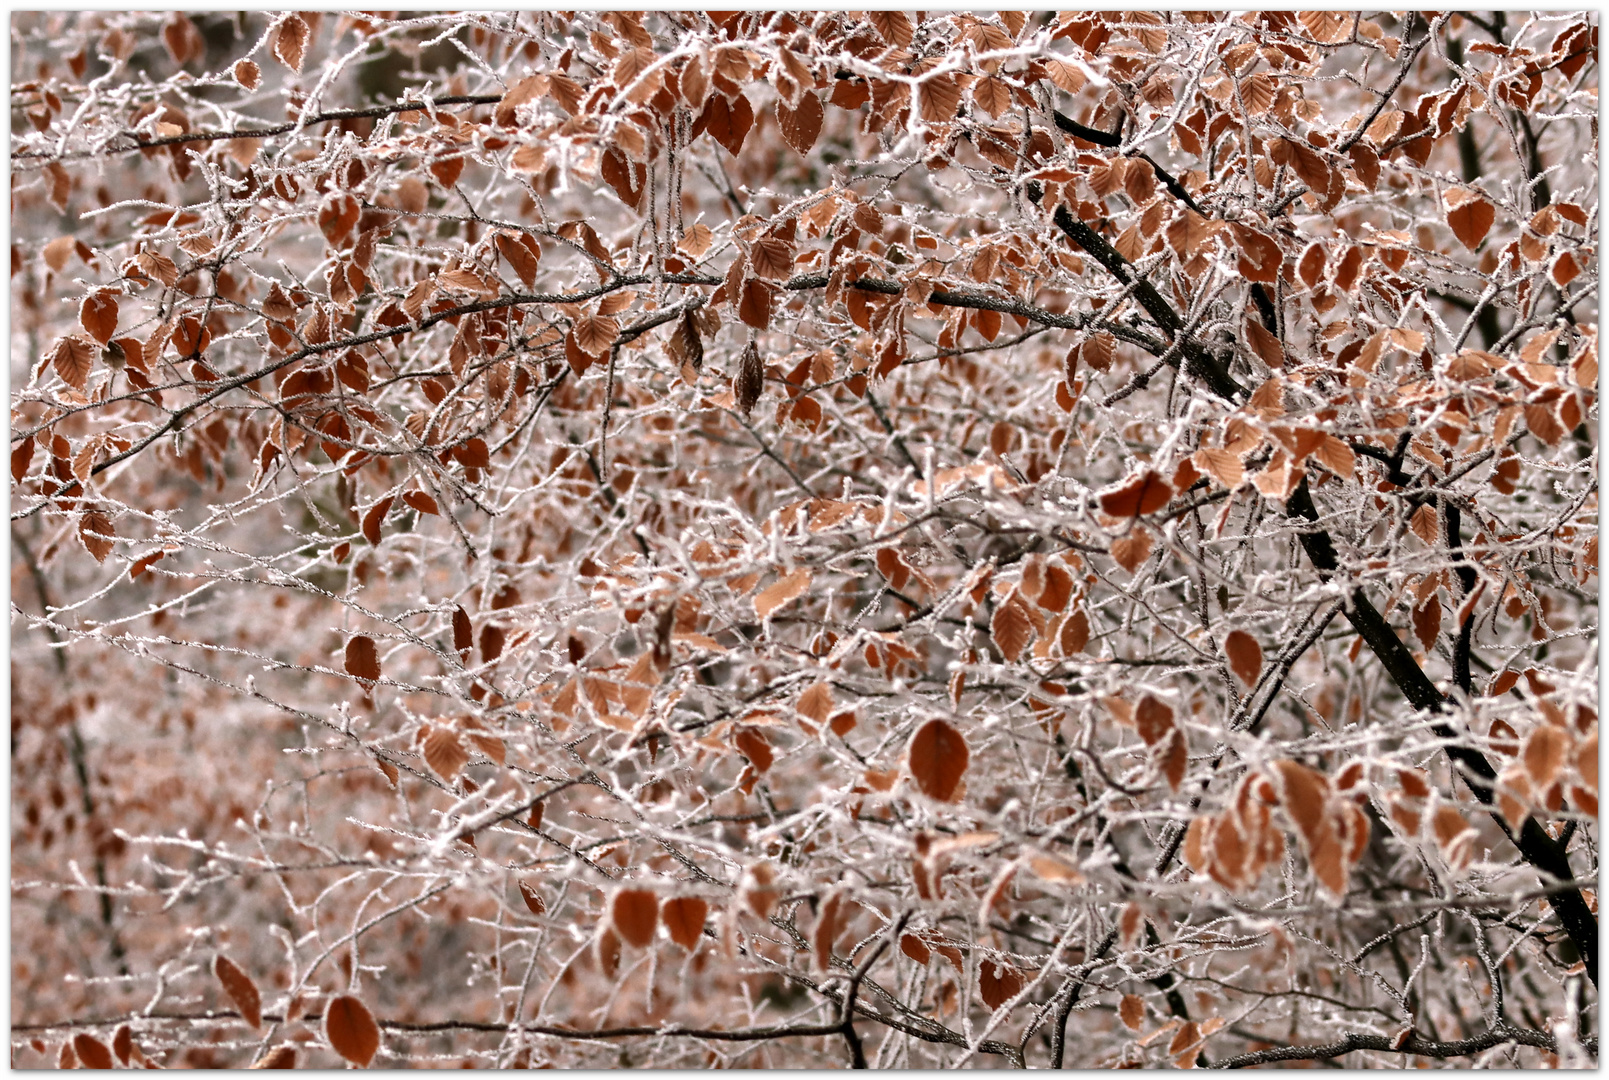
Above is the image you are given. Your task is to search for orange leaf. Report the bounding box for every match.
[777,91,823,155]
[978,960,1024,1011]
[1119,994,1145,1031]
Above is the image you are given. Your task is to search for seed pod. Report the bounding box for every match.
[734,339,764,416]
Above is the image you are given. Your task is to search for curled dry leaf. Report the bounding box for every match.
[324,994,380,1068]
[733,339,765,415]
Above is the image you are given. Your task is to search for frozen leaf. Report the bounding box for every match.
[79,511,115,563]
[1119,994,1145,1031]
[610,888,659,949]
[1412,595,1441,652]
[662,896,707,950]
[1099,470,1172,518]
[755,568,810,618]
[1224,630,1262,686]
[324,994,380,1068]
[272,14,308,72]
[423,727,468,781]
[990,591,1033,661]
[345,635,381,683]
[1109,528,1153,573]
[1524,724,1570,789]
[51,335,97,391]
[213,955,262,1029]
[908,718,968,802]
[1445,188,1495,251]
[777,91,823,156]
[978,960,1023,1011]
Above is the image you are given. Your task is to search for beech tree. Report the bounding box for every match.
[10,10,1598,1069]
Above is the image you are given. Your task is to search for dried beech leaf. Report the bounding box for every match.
[345,635,381,683]
[213,954,262,1029]
[662,896,708,950]
[908,718,968,802]
[1224,630,1262,686]
[324,994,380,1068]
[610,888,659,948]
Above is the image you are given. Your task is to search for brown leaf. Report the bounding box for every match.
[813,888,845,971]
[1224,630,1262,686]
[572,314,619,358]
[518,882,550,914]
[749,238,794,281]
[52,335,97,391]
[452,606,473,661]
[402,491,439,516]
[1135,694,1174,747]
[733,339,765,415]
[79,511,115,563]
[1193,447,1245,490]
[80,293,118,344]
[777,91,823,155]
[1524,723,1570,789]
[271,14,307,72]
[362,497,392,547]
[678,224,713,258]
[1159,729,1189,792]
[1409,504,1440,545]
[1446,188,1496,250]
[1099,470,1172,517]
[738,277,774,329]
[249,1046,297,1069]
[234,59,261,91]
[733,727,774,772]
[213,955,262,1029]
[1109,528,1153,573]
[494,231,540,288]
[1059,606,1091,655]
[111,1026,132,1067]
[610,887,659,949]
[345,635,381,683]
[1245,318,1284,368]
[868,10,913,46]
[704,92,755,156]
[797,681,834,726]
[918,75,962,122]
[990,591,1033,662]
[73,1034,114,1070]
[324,994,380,1068]
[423,727,468,781]
[978,960,1024,1011]
[661,895,708,950]
[754,567,810,618]
[900,933,932,965]
[1119,993,1146,1031]
[908,718,968,802]
[1412,595,1441,652]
